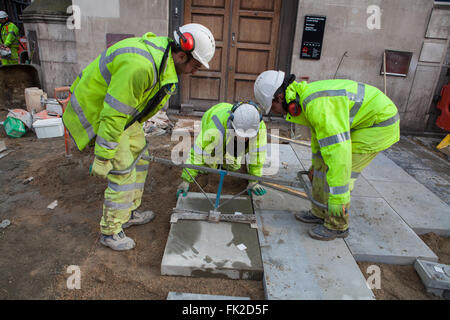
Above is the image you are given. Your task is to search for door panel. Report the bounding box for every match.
[182,0,281,110]
[227,0,281,103]
[182,0,230,110]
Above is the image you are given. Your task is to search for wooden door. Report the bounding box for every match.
[182,0,282,111]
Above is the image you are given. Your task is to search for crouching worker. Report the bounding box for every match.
[176,102,268,199]
[62,24,215,251]
[254,70,400,241]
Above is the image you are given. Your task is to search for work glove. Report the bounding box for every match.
[307,166,314,182]
[247,181,267,196]
[327,202,347,217]
[89,157,113,179]
[176,181,190,199]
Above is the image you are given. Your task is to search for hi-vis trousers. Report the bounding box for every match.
[311,152,379,231]
[100,122,149,235]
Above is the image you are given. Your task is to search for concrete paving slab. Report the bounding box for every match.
[253,186,311,212]
[414,259,450,291]
[362,153,417,183]
[290,143,312,160]
[255,209,375,300]
[297,158,380,198]
[368,180,450,236]
[167,292,250,300]
[345,196,438,264]
[161,193,263,280]
[263,144,302,176]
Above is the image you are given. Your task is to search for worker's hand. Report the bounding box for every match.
[327,202,347,217]
[89,157,113,179]
[247,181,267,196]
[176,181,190,199]
[307,166,314,182]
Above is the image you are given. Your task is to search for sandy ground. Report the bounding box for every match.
[0,111,448,300]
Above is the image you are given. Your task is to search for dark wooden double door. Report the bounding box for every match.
[181,0,282,110]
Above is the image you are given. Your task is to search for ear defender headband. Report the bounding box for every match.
[284,93,302,117]
[176,28,195,53]
[230,101,263,122]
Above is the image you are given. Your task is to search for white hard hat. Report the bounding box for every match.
[254,70,285,115]
[174,23,215,69]
[0,11,8,19]
[231,103,262,138]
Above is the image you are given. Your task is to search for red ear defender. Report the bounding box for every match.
[287,93,301,117]
[178,30,195,53]
[288,102,301,117]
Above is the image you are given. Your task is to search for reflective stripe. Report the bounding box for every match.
[351,172,361,179]
[371,113,399,128]
[108,182,145,192]
[349,83,365,125]
[314,170,326,179]
[136,164,148,172]
[250,145,267,153]
[99,47,157,88]
[303,89,347,110]
[104,93,137,115]
[193,144,209,156]
[318,131,351,148]
[70,93,96,140]
[99,50,111,84]
[104,200,134,210]
[328,184,350,195]
[96,135,118,150]
[143,40,165,53]
[212,115,225,136]
[312,151,323,160]
[108,182,137,192]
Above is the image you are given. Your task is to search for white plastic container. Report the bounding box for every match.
[33,118,64,139]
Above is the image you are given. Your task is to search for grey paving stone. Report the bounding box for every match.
[263,144,302,177]
[368,180,450,236]
[345,196,438,264]
[161,193,263,280]
[362,153,417,183]
[290,143,312,160]
[255,210,375,300]
[252,186,311,212]
[414,259,450,291]
[167,292,250,300]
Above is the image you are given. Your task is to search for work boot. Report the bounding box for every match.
[122,210,155,229]
[308,224,349,241]
[100,230,136,251]
[294,210,324,224]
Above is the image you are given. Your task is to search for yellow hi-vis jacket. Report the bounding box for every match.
[62,33,178,160]
[181,103,267,183]
[285,79,400,205]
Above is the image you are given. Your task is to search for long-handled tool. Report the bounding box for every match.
[109,142,328,228]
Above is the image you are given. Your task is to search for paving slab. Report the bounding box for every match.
[345,196,438,264]
[367,180,450,236]
[263,144,302,177]
[290,143,312,160]
[167,292,250,300]
[252,186,311,212]
[362,153,417,183]
[161,193,263,280]
[255,209,375,300]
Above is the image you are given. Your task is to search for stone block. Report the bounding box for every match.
[161,193,263,280]
[255,210,375,300]
[345,196,438,264]
[368,180,450,236]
